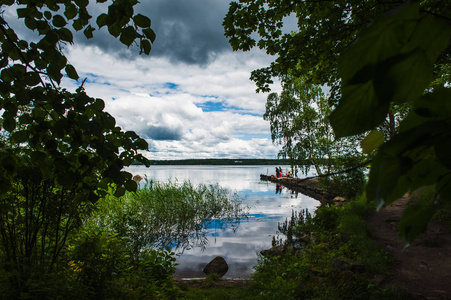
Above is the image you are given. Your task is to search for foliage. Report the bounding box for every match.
[264,78,351,176]
[67,228,130,299]
[138,247,177,282]
[223,0,450,93]
[89,180,246,257]
[263,75,365,198]
[66,226,181,299]
[225,0,451,241]
[0,0,154,296]
[329,2,451,242]
[318,157,368,200]
[65,180,246,299]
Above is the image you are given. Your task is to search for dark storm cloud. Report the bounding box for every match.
[71,0,232,65]
[5,1,232,64]
[143,0,232,65]
[142,125,183,141]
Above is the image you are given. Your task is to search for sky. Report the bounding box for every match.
[5,0,286,160]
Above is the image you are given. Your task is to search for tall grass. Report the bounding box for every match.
[87,180,247,257]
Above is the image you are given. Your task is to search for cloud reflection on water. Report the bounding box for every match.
[126,165,320,278]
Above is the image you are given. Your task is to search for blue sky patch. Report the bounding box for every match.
[234,133,271,140]
[164,82,178,90]
[197,101,226,112]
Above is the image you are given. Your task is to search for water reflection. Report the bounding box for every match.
[126,165,320,278]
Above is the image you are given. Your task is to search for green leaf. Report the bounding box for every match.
[58,28,74,43]
[75,0,89,9]
[143,28,156,43]
[11,131,29,143]
[331,3,451,138]
[398,204,436,243]
[52,15,67,28]
[72,18,84,31]
[24,17,37,31]
[64,4,78,20]
[124,179,137,192]
[329,81,388,137]
[380,49,433,104]
[108,23,121,38]
[92,98,105,111]
[2,114,16,132]
[140,39,151,55]
[361,130,385,154]
[65,64,79,80]
[47,64,63,83]
[84,25,95,39]
[25,72,41,86]
[114,186,126,197]
[119,26,136,47]
[96,13,108,28]
[44,11,52,20]
[133,14,151,28]
[17,8,28,18]
[47,2,60,12]
[367,120,451,206]
[134,138,148,150]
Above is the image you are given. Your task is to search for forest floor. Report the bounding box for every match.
[366,193,451,299]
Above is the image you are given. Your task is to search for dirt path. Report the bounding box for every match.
[366,194,451,299]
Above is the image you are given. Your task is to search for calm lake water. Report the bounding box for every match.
[126,165,320,279]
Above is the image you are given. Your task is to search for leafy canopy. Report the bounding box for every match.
[1,0,156,201]
[225,0,451,241]
[331,2,451,242]
[223,0,450,95]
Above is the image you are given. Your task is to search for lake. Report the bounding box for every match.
[126,165,320,279]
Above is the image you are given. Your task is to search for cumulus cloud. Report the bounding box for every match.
[5,1,283,160]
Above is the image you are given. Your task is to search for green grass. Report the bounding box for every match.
[89,180,247,255]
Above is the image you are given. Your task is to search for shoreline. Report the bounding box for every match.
[260,174,337,204]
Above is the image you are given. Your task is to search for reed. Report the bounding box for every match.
[88,180,247,256]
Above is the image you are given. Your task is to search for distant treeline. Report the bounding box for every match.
[131,158,308,165]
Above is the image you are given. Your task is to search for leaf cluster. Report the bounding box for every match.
[224,0,450,94]
[329,2,451,242]
[0,0,153,200]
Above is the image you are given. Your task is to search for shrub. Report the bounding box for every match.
[67,228,130,298]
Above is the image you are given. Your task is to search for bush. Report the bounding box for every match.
[67,228,130,298]
[139,247,177,282]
